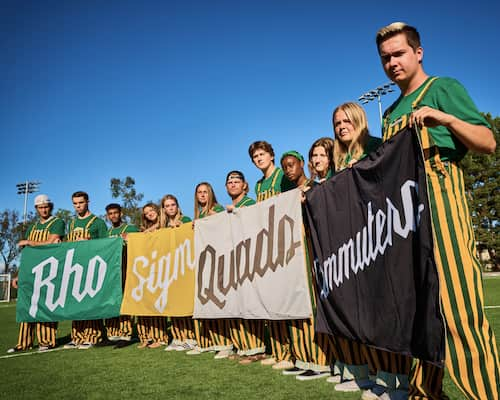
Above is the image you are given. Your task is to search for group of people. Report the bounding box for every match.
[8,22,499,400]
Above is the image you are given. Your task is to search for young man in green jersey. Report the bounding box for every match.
[7,194,65,353]
[64,191,108,350]
[375,22,499,400]
[247,140,294,369]
[104,203,139,347]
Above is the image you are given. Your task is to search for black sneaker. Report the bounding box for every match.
[296,370,330,381]
[282,367,305,376]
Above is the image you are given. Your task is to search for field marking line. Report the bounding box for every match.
[0,347,65,360]
[484,305,500,309]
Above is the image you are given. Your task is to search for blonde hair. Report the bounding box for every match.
[140,202,161,232]
[307,137,334,181]
[194,182,220,219]
[332,102,369,171]
[160,194,185,228]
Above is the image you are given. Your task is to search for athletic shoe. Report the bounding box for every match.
[260,357,277,366]
[186,347,202,355]
[38,346,52,353]
[107,336,120,342]
[77,342,93,350]
[379,389,408,400]
[282,367,305,376]
[113,340,133,349]
[361,384,388,400]
[176,343,192,351]
[63,341,78,349]
[214,349,233,359]
[137,342,150,349]
[118,336,132,341]
[164,343,179,352]
[272,360,294,370]
[238,354,267,365]
[147,342,163,349]
[326,374,342,384]
[296,370,330,381]
[6,347,25,354]
[227,353,240,360]
[335,379,374,392]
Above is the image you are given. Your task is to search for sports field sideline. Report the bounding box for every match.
[1,275,499,400]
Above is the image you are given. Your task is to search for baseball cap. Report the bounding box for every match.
[34,194,52,206]
[280,150,304,163]
[226,170,246,183]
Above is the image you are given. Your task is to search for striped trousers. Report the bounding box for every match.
[410,160,500,399]
[15,322,58,349]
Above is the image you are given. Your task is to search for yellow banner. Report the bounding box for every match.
[121,223,195,316]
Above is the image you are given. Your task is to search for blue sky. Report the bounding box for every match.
[1,0,499,223]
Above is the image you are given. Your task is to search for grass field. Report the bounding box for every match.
[2,276,499,400]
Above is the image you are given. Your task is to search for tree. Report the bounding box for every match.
[110,177,144,227]
[55,208,72,232]
[462,113,500,269]
[0,209,34,273]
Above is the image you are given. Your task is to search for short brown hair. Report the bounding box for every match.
[72,191,89,201]
[248,140,275,160]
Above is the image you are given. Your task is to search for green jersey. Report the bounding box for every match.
[25,216,65,243]
[382,77,489,161]
[255,167,294,202]
[340,135,382,169]
[67,214,108,241]
[198,204,224,219]
[108,223,139,238]
[235,196,256,208]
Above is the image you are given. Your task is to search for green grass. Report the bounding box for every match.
[2,276,500,400]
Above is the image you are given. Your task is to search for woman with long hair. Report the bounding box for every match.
[187,182,227,356]
[136,203,169,349]
[160,195,197,352]
[308,137,335,183]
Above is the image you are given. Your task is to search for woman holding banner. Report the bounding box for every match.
[160,194,197,352]
[329,102,411,399]
[136,203,169,349]
[188,183,231,357]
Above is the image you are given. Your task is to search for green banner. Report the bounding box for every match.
[16,238,123,322]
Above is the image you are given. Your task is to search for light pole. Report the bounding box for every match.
[16,181,40,224]
[358,82,396,124]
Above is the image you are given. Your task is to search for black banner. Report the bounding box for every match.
[305,127,444,364]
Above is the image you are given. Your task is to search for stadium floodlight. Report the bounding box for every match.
[16,181,41,224]
[358,82,396,124]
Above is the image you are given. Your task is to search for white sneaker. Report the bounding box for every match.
[326,374,342,384]
[186,347,202,355]
[108,336,120,342]
[272,360,294,370]
[77,342,93,350]
[63,341,78,349]
[335,379,374,392]
[164,343,179,352]
[38,346,51,353]
[214,349,233,359]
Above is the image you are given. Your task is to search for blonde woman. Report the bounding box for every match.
[136,203,168,349]
[187,182,227,356]
[160,195,197,352]
[332,102,381,171]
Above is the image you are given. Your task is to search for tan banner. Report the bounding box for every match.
[121,223,195,316]
[193,189,312,320]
